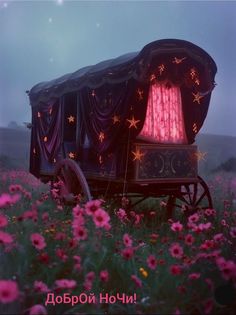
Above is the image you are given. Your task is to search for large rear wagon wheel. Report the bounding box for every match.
[167,176,213,218]
[52,159,91,205]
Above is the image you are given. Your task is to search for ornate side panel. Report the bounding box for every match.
[131,144,198,182]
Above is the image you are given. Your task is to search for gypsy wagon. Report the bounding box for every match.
[28,39,217,215]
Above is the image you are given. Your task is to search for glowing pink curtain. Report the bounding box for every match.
[139,83,187,144]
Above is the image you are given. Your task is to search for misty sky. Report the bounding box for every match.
[0,0,236,136]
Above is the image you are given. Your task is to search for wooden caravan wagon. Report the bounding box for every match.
[28,39,217,214]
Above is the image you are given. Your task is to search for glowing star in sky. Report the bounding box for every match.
[67,115,75,123]
[127,116,140,129]
[132,148,145,161]
[56,0,64,5]
[192,92,204,104]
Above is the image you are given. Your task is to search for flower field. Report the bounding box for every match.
[0,169,236,315]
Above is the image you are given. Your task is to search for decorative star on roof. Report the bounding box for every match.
[158,64,165,75]
[127,116,140,129]
[194,151,207,161]
[132,148,145,161]
[150,74,156,82]
[99,132,105,143]
[112,115,120,124]
[192,92,204,104]
[190,68,197,79]
[37,112,41,118]
[33,148,36,154]
[67,115,75,123]
[53,158,57,163]
[49,107,52,115]
[68,152,75,159]
[172,57,186,64]
[137,88,144,101]
[195,78,200,86]
[91,90,96,97]
[43,136,48,142]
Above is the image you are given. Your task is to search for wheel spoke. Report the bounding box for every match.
[195,191,206,207]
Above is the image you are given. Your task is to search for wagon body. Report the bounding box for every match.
[28,39,217,210]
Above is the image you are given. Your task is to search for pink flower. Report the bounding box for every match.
[213,233,225,243]
[0,193,21,208]
[121,247,134,260]
[55,248,68,262]
[204,208,216,217]
[34,281,49,293]
[131,275,142,288]
[85,271,95,282]
[30,233,46,250]
[0,214,8,228]
[0,231,13,244]
[116,208,128,222]
[147,255,157,270]
[42,212,49,222]
[170,221,183,232]
[123,233,133,247]
[200,240,214,250]
[93,208,110,228]
[0,280,19,303]
[72,204,84,218]
[100,270,109,282]
[188,213,200,224]
[230,227,236,238]
[29,304,47,315]
[85,199,103,216]
[185,234,195,246]
[170,265,182,275]
[188,273,201,280]
[72,214,85,227]
[169,243,183,259]
[216,257,236,281]
[55,279,76,290]
[73,225,88,241]
[203,298,213,314]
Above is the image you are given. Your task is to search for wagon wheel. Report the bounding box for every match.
[167,176,213,218]
[52,158,91,205]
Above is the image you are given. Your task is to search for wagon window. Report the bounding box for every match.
[139,83,187,144]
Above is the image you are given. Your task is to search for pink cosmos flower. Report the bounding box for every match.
[34,281,49,293]
[213,233,225,243]
[123,233,133,247]
[72,214,85,227]
[170,265,182,275]
[85,271,95,282]
[30,233,46,250]
[216,257,236,281]
[55,279,77,290]
[230,227,236,238]
[0,214,8,228]
[85,199,103,216]
[0,231,13,244]
[204,208,216,217]
[93,208,110,228]
[169,243,183,259]
[73,225,88,241]
[131,275,142,288]
[147,255,157,270]
[72,205,84,218]
[9,184,22,193]
[185,234,195,246]
[200,240,214,250]
[0,193,21,208]
[121,247,134,260]
[188,273,201,280]
[29,304,47,315]
[55,248,68,262]
[116,208,128,222]
[203,298,213,314]
[100,270,109,282]
[0,280,19,303]
[188,213,200,224]
[170,221,183,232]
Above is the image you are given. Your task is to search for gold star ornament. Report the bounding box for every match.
[99,132,105,143]
[132,148,145,161]
[194,151,207,161]
[67,115,75,123]
[68,152,75,159]
[192,92,204,104]
[127,116,140,129]
[172,57,186,64]
[112,115,120,124]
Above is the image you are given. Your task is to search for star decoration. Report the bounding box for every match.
[43,136,48,142]
[33,148,36,154]
[99,132,105,143]
[132,148,145,161]
[91,90,96,97]
[192,123,198,134]
[112,115,120,124]
[137,88,144,101]
[190,68,197,79]
[127,116,140,129]
[195,78,200,86]
[150,74,156,82]
[53,158,57,163]
[37,112,41,118]
[68,152,75,159]
[172,57,186,64]
[194,151,207,161]
[99,155,103,164]
[67,115,75,123]
[49,107,52,115]
[192,92,204,104]
[158,64,165,75]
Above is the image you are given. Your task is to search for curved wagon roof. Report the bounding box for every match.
[28,39,217,106]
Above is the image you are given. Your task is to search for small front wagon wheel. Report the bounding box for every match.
[51,158,91,205]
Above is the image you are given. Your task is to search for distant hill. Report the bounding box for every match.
[0,126,236,174]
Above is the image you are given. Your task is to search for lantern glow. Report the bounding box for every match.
[139,83,187,144]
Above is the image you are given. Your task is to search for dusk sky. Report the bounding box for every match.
[0,0,236,136]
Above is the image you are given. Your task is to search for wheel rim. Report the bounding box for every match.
[52,159,91,204]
